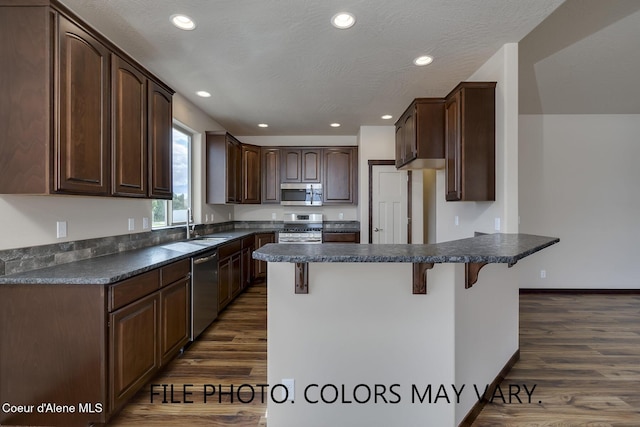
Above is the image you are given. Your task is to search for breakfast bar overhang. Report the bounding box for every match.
[253,233,559,427]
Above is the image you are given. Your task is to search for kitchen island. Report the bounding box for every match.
[253,233,558,427]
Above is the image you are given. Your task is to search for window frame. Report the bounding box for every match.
[152,122,193,229]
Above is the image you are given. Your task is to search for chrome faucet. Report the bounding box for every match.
[186,208,196,239]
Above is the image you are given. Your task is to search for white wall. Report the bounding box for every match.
[518,114,640,288]
[454,263,519,424]
[0,93,228,251]
[435,43,519,242]
[267,262,456,427]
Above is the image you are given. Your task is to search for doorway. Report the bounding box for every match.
[368,160,411,243]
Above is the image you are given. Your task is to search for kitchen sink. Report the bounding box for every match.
[160,241,208,253]
[190,237,232,247]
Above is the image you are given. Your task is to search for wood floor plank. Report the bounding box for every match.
[473,293,640,426]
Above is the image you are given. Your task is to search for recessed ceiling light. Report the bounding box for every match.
[331,12,356,29]
[330,123,341,128]
[413,55,434,66]
[171,14,196,31]
[196,91,211,98]
[381,115,393,120]
[258,123,269,128]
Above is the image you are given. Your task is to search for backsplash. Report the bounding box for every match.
[0,220,358,277]
[0,222,232,277]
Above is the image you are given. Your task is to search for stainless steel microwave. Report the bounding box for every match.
[280,183,323,206]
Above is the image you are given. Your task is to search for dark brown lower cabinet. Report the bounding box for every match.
[110,292,160,413]
[254,232,276,281]
[322,231,361,243]
[0,258,190,426]
[218,239,244,312]
[160,277,191,365]
[241,235,255,290]
[217,237,256,313]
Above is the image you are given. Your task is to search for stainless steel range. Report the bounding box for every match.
[278,213,323,244]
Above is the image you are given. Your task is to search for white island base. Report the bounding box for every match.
[267,261,520,427]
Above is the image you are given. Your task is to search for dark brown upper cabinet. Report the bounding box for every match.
[112,55,146,197]
[281,148,322,183]
[147,81,173,200]
[322,147,358,205]
[395,98,445,170]
[444,82,496,202]
[56,15,111,195]
[0,1,174,198]
[206,132,242,204]
[261,148,281,204]
[241,144,261,204]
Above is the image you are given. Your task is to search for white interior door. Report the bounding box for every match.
[372,165,408,244]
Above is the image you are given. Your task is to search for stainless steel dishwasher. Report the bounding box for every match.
[191,249,219,340]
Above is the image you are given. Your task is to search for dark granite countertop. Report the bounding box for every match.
[0,229,266,285]
[252,233,559,264]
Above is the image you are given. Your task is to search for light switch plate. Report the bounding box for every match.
[142,217,149,230]
[128,218,135,231]
[494,217,501,231]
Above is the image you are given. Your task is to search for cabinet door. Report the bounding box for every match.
[242,144,261,203]
[148,81,173,199]
[261,148,280,203]
[402,109,416,164]
[254,233,275,280]
[395,121,404,168]
[160,278,190,365]
[301,149,322,182]
[218,257,232,311]
[445,91,462,201]
[241,236,255,289]
[110,292,159,413]
[281,149,302,182]
[112,55,147,197]
[230,253,242,298]
[226,137,242,203]
[56,16,110,195]
[323,147,357,204]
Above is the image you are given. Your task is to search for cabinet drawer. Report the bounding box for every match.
[109,270,160,312]
[241,235,254,249]
[323,232,360,243]
[161,259,190,287]
[219,240,242,259]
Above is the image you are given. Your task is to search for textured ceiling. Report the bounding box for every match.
[58,0,563,135]
[519,0,640,115]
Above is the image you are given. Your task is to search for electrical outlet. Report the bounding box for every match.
[339,212,344,220]
[454,216,459,226]
[281,379,295,402]
[56,221,67,238]
[128,218,135,231]
[205,214,209,222]
[540,270,546,279]
[494,217,501,231]
[271,212,276,220]
[142,217,149,229]
[228,212,232,220]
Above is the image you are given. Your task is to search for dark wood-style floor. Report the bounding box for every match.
[109,287,640,426]
[474,293,640,426]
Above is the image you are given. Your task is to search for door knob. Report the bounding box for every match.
[374,227,383,232]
